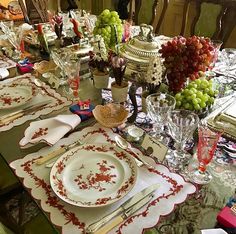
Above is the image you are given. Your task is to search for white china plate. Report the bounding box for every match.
[0,83,33,109]
[50,143,138,207]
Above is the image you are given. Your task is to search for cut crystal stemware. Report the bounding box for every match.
[146,93,176,141]
[166,110,199,170]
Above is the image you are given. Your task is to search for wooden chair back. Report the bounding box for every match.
[19,0,49,24]
[181,0,236,47]
[130,0,169,34]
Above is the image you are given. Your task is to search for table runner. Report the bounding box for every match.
[10,123,196,234]
[0,73,71,132]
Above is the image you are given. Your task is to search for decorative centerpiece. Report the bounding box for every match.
[89,35,109,89]
[108,50,128,103]
[120,24,161,78]
[37,24,50,57]
[70,18,84,42]
[159,36,218,116]
[93,9,123,50]
[159,35,214,93]
[141,56,165,112]
[52,14,63,48]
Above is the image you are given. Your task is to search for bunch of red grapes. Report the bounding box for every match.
[159,36,214,93]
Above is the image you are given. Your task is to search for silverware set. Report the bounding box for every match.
[0,100,51,125]
[86,184,159,234]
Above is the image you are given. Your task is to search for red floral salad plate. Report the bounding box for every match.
[50,143,138,207]
[0,83,33,109]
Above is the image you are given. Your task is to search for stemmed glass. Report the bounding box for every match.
[146,93,176,140]
[221,48,236,79]
[208,40,223,70]
[0,21,22,60]
[190,124,222,184]
[50,49,70,84]
[63,57,81,102]
[167,110,199,169]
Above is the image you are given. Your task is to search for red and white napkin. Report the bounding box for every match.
[19,114,81,148]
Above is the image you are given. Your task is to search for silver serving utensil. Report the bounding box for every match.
[86,183,159,233]
[115,135,154,169]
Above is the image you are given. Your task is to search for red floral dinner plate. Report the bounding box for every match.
[0,83,34,109]
[50,143,138,207]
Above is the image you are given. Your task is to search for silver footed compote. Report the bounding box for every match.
[166,109,199,170]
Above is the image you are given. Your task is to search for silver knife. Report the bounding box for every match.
[86,183,159,233]
[0,100,51,122]
[91,194,154,234]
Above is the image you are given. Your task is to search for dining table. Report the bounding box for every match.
[0,27,236,234]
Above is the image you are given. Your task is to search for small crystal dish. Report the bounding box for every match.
[127,125,144,142]
[92,103,129,128]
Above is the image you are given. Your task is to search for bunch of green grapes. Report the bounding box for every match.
[93,9,123,49]
[175,78,218,112]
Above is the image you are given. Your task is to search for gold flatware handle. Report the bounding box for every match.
[93,216,123,234]
[36,147,66,165]
[0,112,23,124]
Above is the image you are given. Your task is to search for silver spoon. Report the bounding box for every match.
[115,135,155,169]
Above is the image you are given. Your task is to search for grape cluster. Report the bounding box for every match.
[93,9,123,49]
[159,36,214,93]
[175,78,218,112]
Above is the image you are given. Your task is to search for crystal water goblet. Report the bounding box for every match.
[167,110,199,169]
[146,93,176,140]
[190,125,222,184]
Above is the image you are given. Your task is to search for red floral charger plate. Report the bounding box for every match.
[0,83,34,109]
[50,143,138,207]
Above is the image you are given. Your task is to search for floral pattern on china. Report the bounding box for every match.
[50,143,137,207]
[0,83,34,109]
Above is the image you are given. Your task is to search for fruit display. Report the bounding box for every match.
[174,77,218,112]
[93,9,123,49]
[159,36,214,93]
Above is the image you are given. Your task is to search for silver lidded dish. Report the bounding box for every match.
[121,24,168,76]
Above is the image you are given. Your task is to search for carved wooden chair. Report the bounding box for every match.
[132,0,169,34]
[18,0,49,24]
[180,0,236,47]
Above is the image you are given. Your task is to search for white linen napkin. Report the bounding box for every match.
[201,229,228,234]
[0,68,9,80]
[19,114,81,148]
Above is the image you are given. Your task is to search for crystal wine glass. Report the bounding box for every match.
[208,40,223,70]
[167,110,199,169]
[146,93,176,140]
[190,124,222,184]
